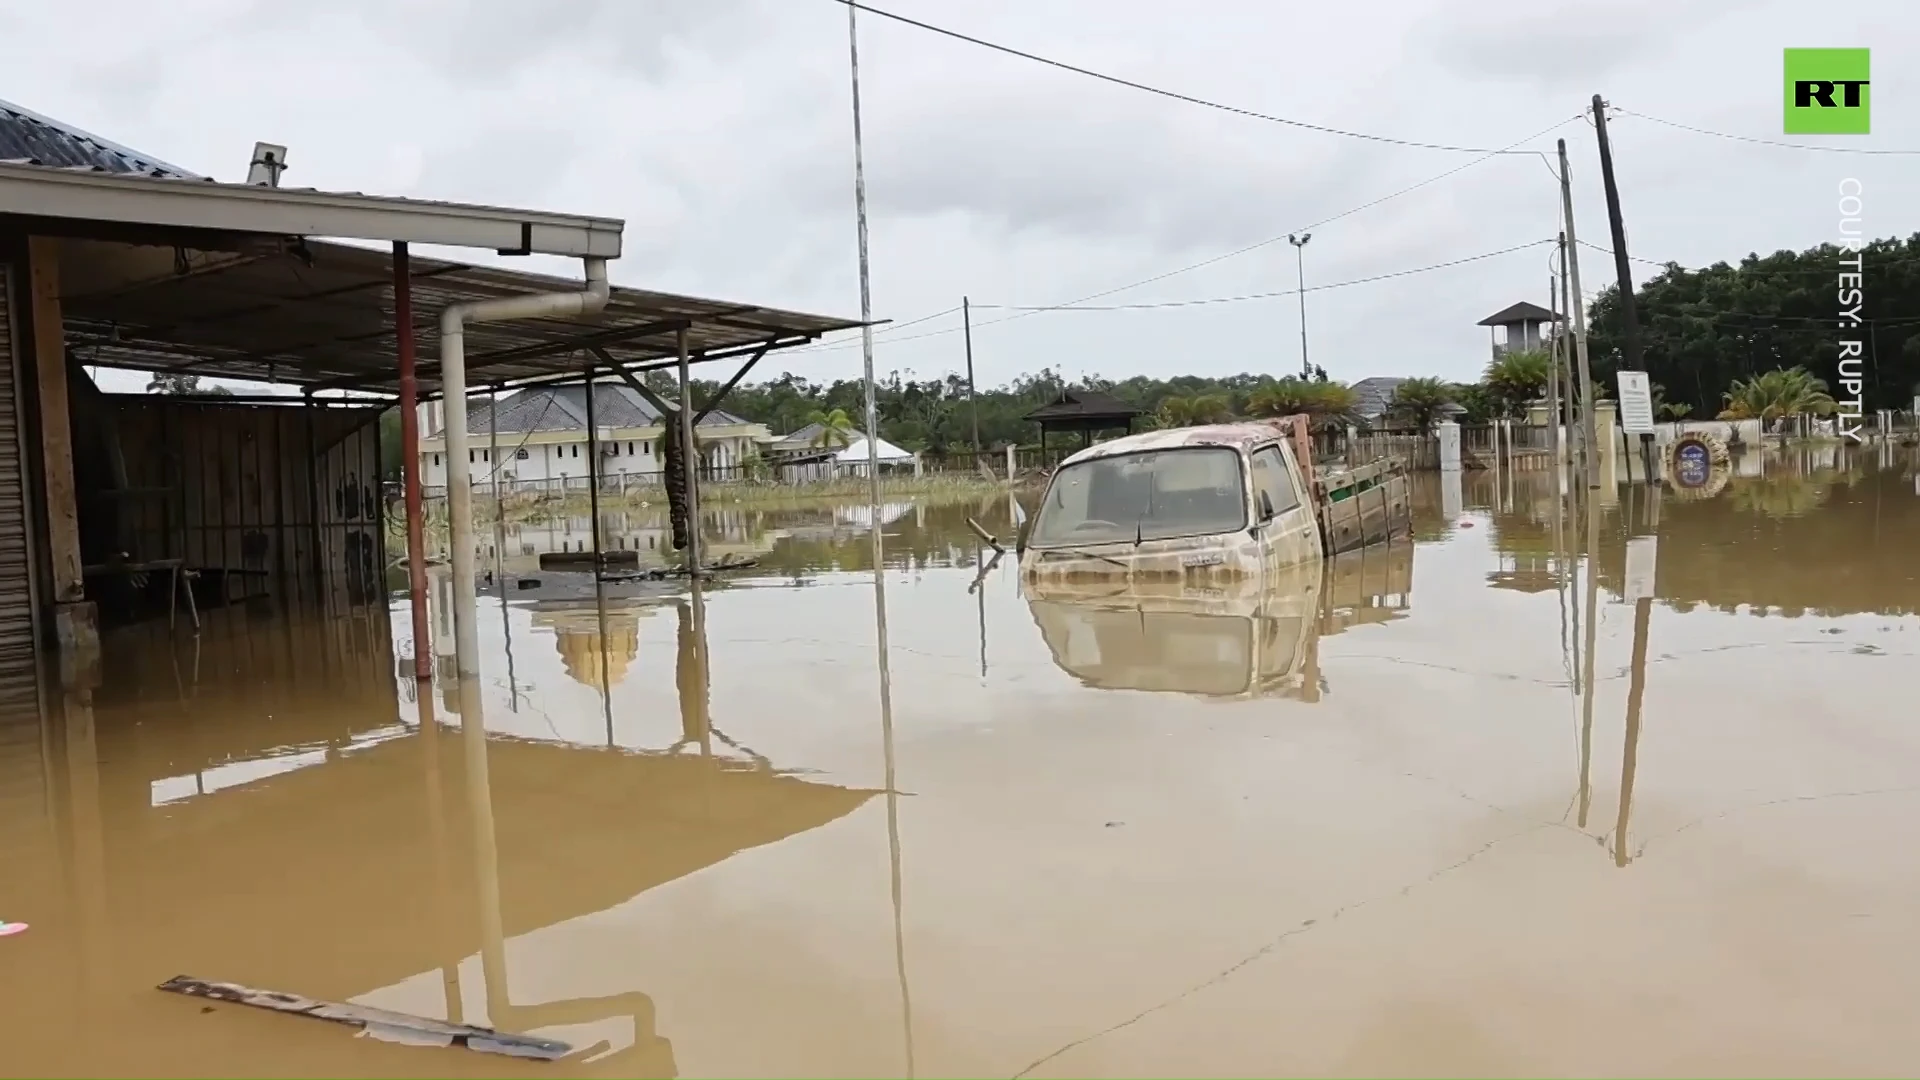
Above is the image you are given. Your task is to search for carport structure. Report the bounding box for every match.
[0,155,860,683]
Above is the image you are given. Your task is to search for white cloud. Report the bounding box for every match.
[9,0,1915,390]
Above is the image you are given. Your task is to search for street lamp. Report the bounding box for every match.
[1288,233,1312,379]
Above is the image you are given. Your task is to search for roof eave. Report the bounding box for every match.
[0,161,623,259]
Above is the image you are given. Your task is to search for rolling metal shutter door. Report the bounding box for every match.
[0,263,48,870]
[0,263,39,683]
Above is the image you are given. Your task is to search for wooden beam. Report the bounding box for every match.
[27,236,84,604]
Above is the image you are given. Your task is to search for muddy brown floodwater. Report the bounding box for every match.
[3,444,1920,1077]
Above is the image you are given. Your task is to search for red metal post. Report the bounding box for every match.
[394,241,432,680]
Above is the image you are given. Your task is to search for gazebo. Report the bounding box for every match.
[1478,300,1558,359]
[1024,388,1143,461]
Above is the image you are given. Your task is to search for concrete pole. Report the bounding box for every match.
[488,385,504,588]
[1546,262,1566,508]
[1557,138,1601,490]
[677,328,701,574]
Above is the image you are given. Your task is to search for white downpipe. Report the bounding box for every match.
[440,257,610,679]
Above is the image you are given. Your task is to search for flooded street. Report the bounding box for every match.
[5,446,1920,1077]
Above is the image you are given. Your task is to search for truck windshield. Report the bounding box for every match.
[1029,447,1247,548]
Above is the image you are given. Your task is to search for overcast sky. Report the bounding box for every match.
[8,0,1915,394]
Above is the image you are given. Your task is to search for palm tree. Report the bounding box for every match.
[806,407,857,449]
[1154,393,1233,429]
[1482,349,1550,417]
[1247,379,1359,429]
[1659,402,1693,420]
[1389,377,1453,429]
[1716,367,1836,422]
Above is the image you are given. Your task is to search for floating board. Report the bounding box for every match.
[158,976,570,1061]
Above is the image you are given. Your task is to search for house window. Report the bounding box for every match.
[468,450,475,463]
[516,448,529,460]
[432,453,441,467]
[627,441,634,455]
[571,444,579,459]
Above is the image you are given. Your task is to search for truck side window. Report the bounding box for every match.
[1249,446,1300,518]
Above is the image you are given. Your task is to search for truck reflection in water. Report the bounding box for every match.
[1025,541,1412,700]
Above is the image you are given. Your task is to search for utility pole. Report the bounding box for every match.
[1546,262,1564,510]
[1591,94,1657,486]
[963,295,980,454]
[846,2,881,494]
[1288,233,1312,379]
[1556,138,1600,490]
[1558,228,1583,492]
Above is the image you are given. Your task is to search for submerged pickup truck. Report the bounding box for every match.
[1018,417,1410,584]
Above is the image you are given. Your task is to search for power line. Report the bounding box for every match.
[1578,238,1920,278]
[974,240,1553,311]
[790,113,1582,356]
[1614,108,1920,155]
[825,0,1534,154]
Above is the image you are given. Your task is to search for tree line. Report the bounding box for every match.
[351,233,1920,475]
[1585,233,1920,416]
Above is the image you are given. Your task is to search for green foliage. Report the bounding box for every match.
[1717,366,1837,421]
[1154,393,1235,429]
[1389,377,1454,429]
[806,407,857,448]
[146,372,231,396]
[1482,349,1550,418]
[1586,233,1920,414]
[1447,381,1495,424]
[1246,379,1359,427]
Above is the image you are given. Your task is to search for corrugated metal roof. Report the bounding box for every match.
[1350,377,1406,419]
[58,238,863,394]
[0,97,199,178]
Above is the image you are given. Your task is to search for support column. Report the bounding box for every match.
[25,238,91,652]
[676,329,701,574]
[489,385,504,587]
[1435,419,1463,473]
[395,242,431,680]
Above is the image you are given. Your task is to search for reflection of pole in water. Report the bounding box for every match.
[1615,483,1659,866]
[871,529,915,1075]
[848,7,913,1066]
[675,597,711,755]
[412,672,463,1021]
[1576,478,1601,829]
[975,542,988,679]
[499,581,517,714]
[458,673,511,1027]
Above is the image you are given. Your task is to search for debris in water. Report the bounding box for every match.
[157,976,570,1061]
[0,921,26,937]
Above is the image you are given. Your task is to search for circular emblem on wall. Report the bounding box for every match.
[1665,432,1731,499]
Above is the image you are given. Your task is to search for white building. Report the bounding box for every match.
[419,381,773,491]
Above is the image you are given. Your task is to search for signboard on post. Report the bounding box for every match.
[1617,371,1656,436]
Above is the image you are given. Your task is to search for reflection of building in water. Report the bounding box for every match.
[4,605,877,1076]
[1025,543,1414,701]
[532,605,647,688]
[483,510,783,572]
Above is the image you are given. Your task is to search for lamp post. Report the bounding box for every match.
[1288,233,1312,379]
